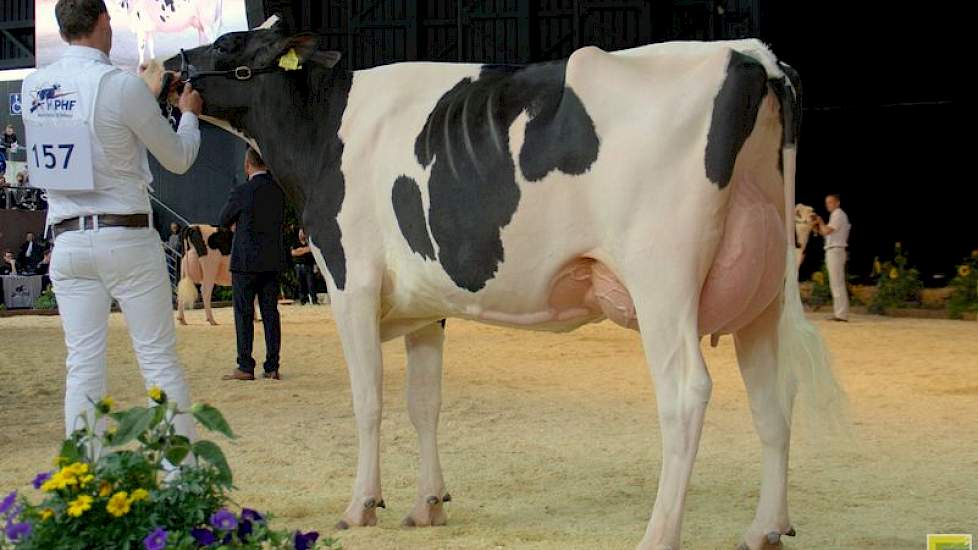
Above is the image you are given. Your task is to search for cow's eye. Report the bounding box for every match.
[213,43,228,54]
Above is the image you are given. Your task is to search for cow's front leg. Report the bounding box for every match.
[332,283,385,529]
[734,301,795,550]
[630,280,712,550]
[402,321,449,527]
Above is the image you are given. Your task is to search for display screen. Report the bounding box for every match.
[35,0,251,73]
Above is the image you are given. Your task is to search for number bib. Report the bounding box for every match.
[26,124,95,191]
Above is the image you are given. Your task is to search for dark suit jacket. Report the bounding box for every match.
[219,173,287,273]
[18,241,45,271]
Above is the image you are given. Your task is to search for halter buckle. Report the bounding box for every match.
[233,66,253,80]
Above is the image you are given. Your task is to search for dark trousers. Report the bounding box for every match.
[294,264,318,304]
[232,271,281,374]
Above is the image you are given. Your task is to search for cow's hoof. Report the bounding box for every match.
[738,527,795,550]
[177,316,187,326]
[339,497,381,528]
[207,319,219,326]
[402,494,448,528]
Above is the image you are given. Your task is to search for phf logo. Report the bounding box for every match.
[29,83,78,115]
[8,93,21,116]
[929,534,973,550]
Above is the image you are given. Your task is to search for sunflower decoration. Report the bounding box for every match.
[959,265,972,278]
[812,272,825,285]
[872,258,882,276]
[889,267,900,280]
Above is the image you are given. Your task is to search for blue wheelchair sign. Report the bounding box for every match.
[9,93,22,116]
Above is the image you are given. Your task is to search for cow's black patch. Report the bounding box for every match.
[705,51,768,189]
[207,227,233,256]
[392,175,436,260]
[183,226,207,257]
[416,61,599,292]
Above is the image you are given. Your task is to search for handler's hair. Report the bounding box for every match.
[826,193,841,201]
[245,148,266,170]
[55,0,108,41]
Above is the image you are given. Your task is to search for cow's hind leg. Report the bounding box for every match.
[332,284,385,529]
[629,278,712,550]
[402,321,449,527]
[201,277,218,326]
[734,301,795,550]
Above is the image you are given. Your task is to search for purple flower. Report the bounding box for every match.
[143,527,167,550]
[237,518,253,541]
[191,527,216,546]
[5,520,31,542]
[0,491,16,516]
[240,508,264,522]
[209,508,237,531]
[293,530,320,550]
[32,472,52,490]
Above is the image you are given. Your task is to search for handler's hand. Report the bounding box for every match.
[179,83,204,116]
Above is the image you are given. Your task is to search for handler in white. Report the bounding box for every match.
[814,193,851,321]
[22,0,203,437]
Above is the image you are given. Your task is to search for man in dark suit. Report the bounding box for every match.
[17,232,45,274]
[219,148,287,381]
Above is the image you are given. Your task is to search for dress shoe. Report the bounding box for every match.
[222,369,255,381]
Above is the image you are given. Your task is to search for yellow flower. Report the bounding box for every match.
[40,508,55,521]
[41,472,66,492]
[958,265,972,277]
[812,272,825,284]
[872,259,882,275]
[99,481,113,497]
[97,396,115,413]
[971,250,978,259]
[53,456,67,467]
[67,495,94,517]
[147,386,166,404]
[129,488,150,503]
[79,474,95,487]
[889,268,899,280]
[65,463,89,476]
[106,492,131,517]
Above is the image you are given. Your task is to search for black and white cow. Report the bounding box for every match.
[165,22,844,550]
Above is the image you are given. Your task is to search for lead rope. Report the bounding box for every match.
[165,103,177,130]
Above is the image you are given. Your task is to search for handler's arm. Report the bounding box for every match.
[123,76,201,174]
[219,187,244,229]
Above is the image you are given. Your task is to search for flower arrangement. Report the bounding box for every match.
[806,264,833,309]
[869,242,923,314]
[33,288,57,310]
[0,389,338,550]
[948,249,978,319]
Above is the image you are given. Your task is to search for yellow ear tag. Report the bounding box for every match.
[278,48,302,71]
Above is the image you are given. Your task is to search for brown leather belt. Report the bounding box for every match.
[52,214,150,238]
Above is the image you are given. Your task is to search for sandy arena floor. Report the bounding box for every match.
[1,306,975,549]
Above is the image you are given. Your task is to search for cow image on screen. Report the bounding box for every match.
[118,0,224,65]
[163,19,845,550]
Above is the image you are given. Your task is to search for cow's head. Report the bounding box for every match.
[794,204,815,225]
[162,20,341,124]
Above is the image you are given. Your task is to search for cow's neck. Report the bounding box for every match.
[240,65,353,212]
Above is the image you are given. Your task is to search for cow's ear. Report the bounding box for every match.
[278,33,320,65]
[311,50,342,69]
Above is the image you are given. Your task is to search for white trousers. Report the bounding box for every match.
[825,247,849,320]
[50,226,197,441]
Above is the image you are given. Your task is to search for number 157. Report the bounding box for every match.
[32,143,75,170]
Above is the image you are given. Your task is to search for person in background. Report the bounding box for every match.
[290,228,319,306]
[166,222,183,253]
[1,125,17,152]
[18,231,45,274]
[1,250,16,275]
[813,193,851,322]
[219,148,286,381]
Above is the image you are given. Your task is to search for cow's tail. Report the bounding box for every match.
[177,233,199,310]
[773,64,848,435]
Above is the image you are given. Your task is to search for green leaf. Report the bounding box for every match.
[191,404,236,439]
[164,435,193,465]
[59,439,85,464]
[109,407,154,447]
[192,440,232,486]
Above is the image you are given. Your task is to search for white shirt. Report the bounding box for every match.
[824,207,850,249]
[44,46,200,224]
